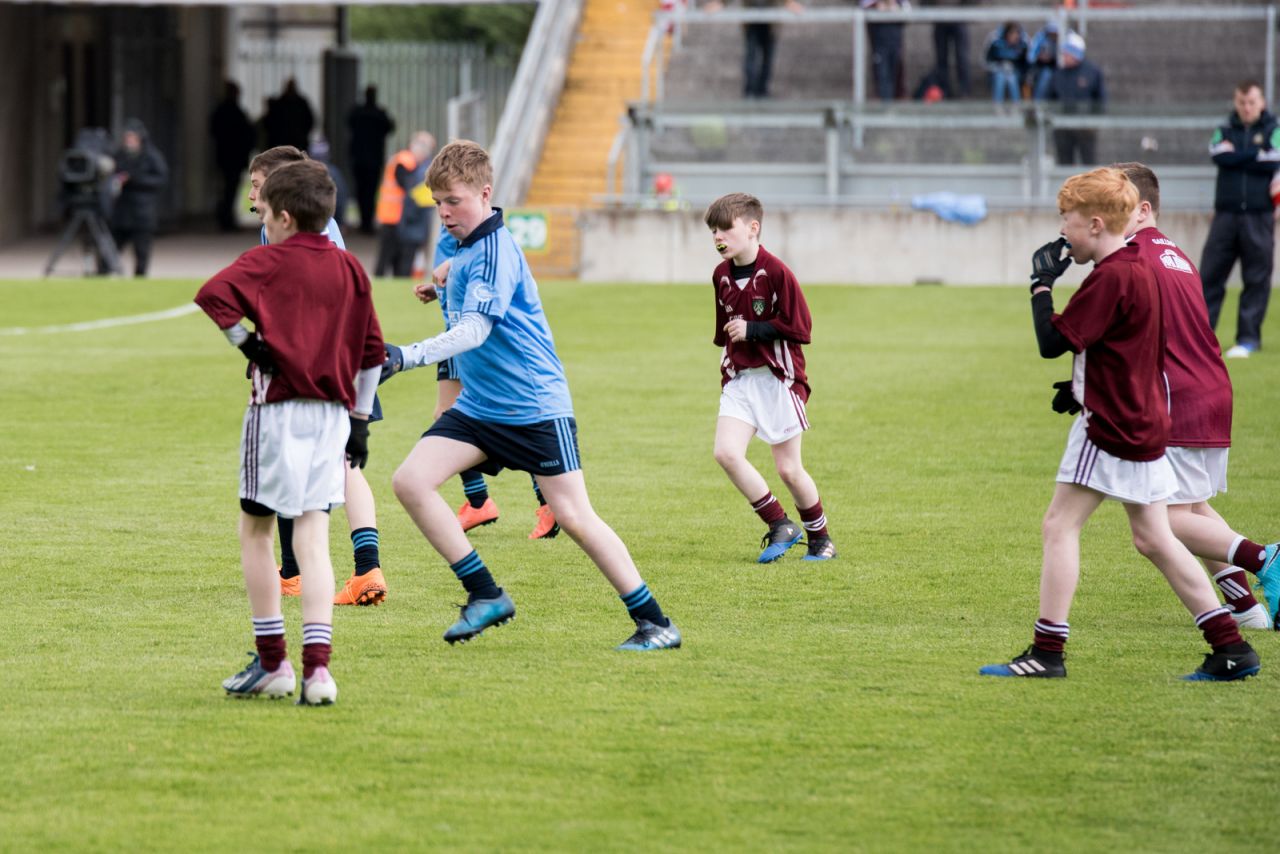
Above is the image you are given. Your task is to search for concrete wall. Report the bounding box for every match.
[578,208,1221,286]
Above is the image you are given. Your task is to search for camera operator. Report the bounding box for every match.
[102,118,168,277]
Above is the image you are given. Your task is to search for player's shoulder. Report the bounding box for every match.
[755,245,796,279]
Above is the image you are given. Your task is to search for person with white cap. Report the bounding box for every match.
[1050,32,1106,164]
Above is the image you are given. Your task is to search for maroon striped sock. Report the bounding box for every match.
[751,492,786,526]
[1196,607,1244,651]
[1033,618,1070,655]
[1228,537,1268,574]
[798,500,829,539]
[255,634,287,674]
[1212,568,1260,613]
[302,644,331,680]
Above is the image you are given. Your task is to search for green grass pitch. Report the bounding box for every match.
[1,277,1277,851]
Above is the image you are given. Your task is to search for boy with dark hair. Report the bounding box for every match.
[247,146,389,607]
[196,160,385,704]
[981,167,1260,681]
[1112,161,1278,627]
[381,140,680,650]
[704,192,835,563]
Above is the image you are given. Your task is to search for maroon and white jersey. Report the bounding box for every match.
[1131,227,1232,448]
[711,245,813,401]
[1052,244,1169,462]
[195,231,384,410]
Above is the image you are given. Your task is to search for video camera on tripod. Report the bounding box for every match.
[45,128,122,276]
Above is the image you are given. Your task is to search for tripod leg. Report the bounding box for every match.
[87,213,122,275]
[44,211,88,277]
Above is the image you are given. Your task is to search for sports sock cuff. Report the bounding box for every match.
[252,616,285,637]
[450,550,485,578]
[1226,535,1245,566]
[351,527,379,549]
[302,622,333,646]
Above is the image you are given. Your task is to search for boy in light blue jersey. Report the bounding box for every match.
[247,146,389,608]
[423,230,560,539]
[382,140,679,650]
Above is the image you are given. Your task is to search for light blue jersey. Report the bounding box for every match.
[259,217,345,249]
[447,210,573,425]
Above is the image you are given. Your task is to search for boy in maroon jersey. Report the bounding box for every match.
[704,193,835,562]
[1113,162,1279,628]
[195,160,385,704]
[981,167,1260,680]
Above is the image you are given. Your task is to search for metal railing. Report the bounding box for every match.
[606,101,1223,209]
[489,0,584,207]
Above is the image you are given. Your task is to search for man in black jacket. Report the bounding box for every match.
[1200,80,1280,358]
[107,119,169,277]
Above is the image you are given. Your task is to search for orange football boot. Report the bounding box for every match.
[333,567,388,606]
[279,568,301,597]
[457,498,500,531]
[528,504,560,539]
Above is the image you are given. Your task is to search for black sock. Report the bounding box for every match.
[530,474,547,506]
[461,470,489,509]
[450,550,501,603]
[351,527,380,576]
[277,515,299,579]
[620,583,669,627]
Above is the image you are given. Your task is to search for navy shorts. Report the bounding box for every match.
[425,409,581,477]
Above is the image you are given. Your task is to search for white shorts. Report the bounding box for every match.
[718,368,809,445]
[1055,415,1176,505]
[240,399,349,518]
[1165,446,1229,505]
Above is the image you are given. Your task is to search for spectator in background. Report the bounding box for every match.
[925,0,972,99]
[262,78,314,152]
[209,81,256,233]
[309,136,350,230]
[1026,19,1060,101]
[1049,33,1105,165]
[105,118,168,277]
[863,1,910,103]
[1200,80,1280,358]
[375,131,436,278]
[985,21,1027,109]
[703,0,805,99]
[348,85,396,234]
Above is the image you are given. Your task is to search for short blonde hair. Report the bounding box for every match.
[1057,168,1138,235]
[426,140,493,193]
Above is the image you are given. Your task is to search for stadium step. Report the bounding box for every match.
[524,0,665,279]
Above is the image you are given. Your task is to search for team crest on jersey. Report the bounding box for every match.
[1159,249,1193,274]
[752,297,766,316]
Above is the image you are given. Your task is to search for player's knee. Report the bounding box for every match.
[391,464,424,504]
[713,445,745,471]
[775,459,806,488]
[1130,529,1162,560]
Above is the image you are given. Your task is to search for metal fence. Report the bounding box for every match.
[235,39,517,152]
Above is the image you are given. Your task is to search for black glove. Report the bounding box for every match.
[238,336,276,378]
[346,417,370,469]
[1030,237,1072,293]
[1051,380,1082,415]
[379,343,404,385]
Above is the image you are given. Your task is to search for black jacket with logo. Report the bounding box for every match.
[1210,109,1280,212]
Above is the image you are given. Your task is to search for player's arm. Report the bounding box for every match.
[381,312,494,382]
[1028,237,1074,359]
[195,253,275,372]
[345,365,380,468]
[755,266,812,344]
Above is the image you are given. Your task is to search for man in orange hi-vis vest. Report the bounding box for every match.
[375,131,436,277]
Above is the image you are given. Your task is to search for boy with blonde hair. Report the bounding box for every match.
[704,192,835,563]
[981,167,1260,681]
[381,140,680,650]
[197,160,385,704]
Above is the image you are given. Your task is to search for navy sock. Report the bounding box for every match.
[277,515,299,579]
[461,470,489,508]
[450,550,501,602]
[620,583,669,627]
[530,474,547,506]
[351,527,380,576]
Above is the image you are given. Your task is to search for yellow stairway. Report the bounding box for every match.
[523,0,660,277]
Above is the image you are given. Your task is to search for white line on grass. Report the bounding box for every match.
[0,302,200,336]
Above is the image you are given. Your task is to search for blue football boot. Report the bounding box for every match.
[222,652,296,698]
[979,646,1065,678]
[1182,645,1261,682]
[1252,543,1280,627]
[443,590,516,645]
[616,619,682,651]
[758,519,803,563]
